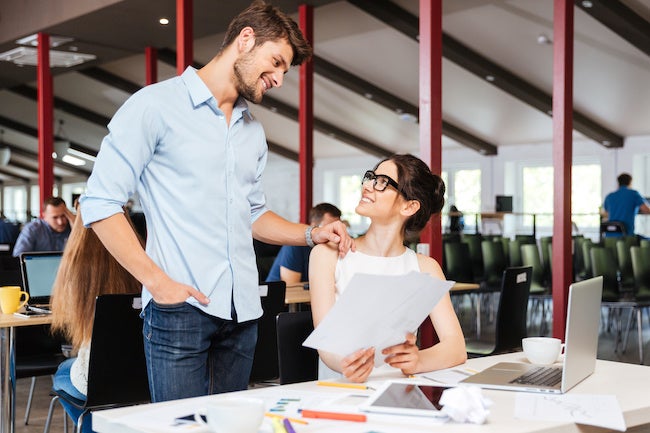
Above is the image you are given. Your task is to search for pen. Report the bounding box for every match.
[301,409,367,422]
[265,413,309,425]
[283,418,297,433]
[317,381,371,390]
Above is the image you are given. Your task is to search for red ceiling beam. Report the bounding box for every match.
[552,0,573,339]
[176,0,193,75]
[37,32,54,213]
[299,4,314,224]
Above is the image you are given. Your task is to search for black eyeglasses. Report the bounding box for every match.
[362,170,401,194]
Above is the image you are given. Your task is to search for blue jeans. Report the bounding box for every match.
[52,358,94,433]
[142,300,257,402]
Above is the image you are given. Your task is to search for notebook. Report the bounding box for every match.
[19,251,63,312]
[461,276,603,394]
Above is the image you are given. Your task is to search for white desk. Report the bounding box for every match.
[93,352,650,433]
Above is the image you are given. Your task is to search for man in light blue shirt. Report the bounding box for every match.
[603,173,650,236]
[80,2,352,403]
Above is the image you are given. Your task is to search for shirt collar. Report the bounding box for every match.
[181,66,253,120]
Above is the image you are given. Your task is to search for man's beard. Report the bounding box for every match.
[233,52,263,104]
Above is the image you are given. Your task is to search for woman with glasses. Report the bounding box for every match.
[310,154,466,382]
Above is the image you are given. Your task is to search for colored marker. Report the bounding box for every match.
[283,418,297,433]
[271,417,287,433]
[301,409,367,422]
[265,413,309,425]
[317,381,370,390]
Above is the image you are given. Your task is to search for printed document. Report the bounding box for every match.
[303,271,453,364]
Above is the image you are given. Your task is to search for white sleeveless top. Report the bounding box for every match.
[319,248,421,379]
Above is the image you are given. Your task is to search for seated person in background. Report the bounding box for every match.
[448,204,465,234]
[309,154,466,382]
[50,206,142,433]
[13,196,75,257]
[266,203,341,284]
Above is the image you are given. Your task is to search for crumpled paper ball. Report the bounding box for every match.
[440,385,492,424]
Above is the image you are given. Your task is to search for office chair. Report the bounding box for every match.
[44,294,151,433]
[465,266,532,357]
[249,281,287,384]
[276,311,318,385]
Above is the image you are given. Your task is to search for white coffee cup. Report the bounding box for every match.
[522,337,565,366]
[194,397,265,433]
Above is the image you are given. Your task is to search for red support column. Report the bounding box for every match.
[37,32,54,214]
[299,4,314,224]
[145,46,158,85]
[176,0,193,75]
[418,0,443,348]
[551,0,574,339]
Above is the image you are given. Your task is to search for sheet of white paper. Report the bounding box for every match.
[303,272,453,364]
[418,367,476,385]
[515,393,626,431]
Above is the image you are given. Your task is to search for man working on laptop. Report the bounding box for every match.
[13,197,75,257]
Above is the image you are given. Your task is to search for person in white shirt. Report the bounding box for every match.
[309,154,467,382]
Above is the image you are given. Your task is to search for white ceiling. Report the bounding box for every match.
[0,0,648,182]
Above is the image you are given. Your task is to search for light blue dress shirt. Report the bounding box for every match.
[80,67,268,322]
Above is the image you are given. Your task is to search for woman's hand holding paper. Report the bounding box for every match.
[341,347,375,382]
[382,332,420,375]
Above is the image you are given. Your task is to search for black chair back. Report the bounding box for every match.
[276,311,318,385]
[493,266,532,353]
[250,281,286,382]
[85,294,150,407]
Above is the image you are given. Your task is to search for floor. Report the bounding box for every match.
[12,298,650,433]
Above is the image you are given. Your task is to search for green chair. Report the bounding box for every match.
[590,247,621,301]
[540,236,552,286]
[603,237,620,263]
[582,238,594,279]
[616,240,635,291]
[443,242,475,283]
[631,246,650,299]
[481,240,507,290]
[641,240,650,249]
[573,236,588,280]
[521,244,551,334]
[461,234,484,282]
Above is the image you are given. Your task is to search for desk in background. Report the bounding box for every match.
[0,313,53,433]
[93,352,650,433]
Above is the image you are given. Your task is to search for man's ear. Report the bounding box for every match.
[401,199,420,218]
[237,27,256,52]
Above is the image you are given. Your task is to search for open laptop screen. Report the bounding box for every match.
[20,252,63,304]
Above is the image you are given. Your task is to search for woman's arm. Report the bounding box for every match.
[309,244,375,382]
[382,254,467,375]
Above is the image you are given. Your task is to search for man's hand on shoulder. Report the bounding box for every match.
[311,220,355,258]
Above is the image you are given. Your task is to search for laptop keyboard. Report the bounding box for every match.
[510,366,562,387]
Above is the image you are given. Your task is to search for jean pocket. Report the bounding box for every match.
[151,299,187,310]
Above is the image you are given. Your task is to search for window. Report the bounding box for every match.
[3,186,27,221]
[521,164,602,232]
[443,168,481,232]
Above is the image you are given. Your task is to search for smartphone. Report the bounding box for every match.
[14,310,48,318]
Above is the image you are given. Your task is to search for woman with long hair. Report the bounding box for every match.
[309,154,466,382]
[51,206,142,431]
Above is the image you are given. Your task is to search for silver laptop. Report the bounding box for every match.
[461,276,602,394]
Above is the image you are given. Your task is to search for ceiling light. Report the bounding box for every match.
[15,34,73,47]
[159,18,170,25]
[602,140,611,146]
[537,34,552,45]
[398,113,418,123]
[68,148,96,162]
[485,75,495,82]
[61,154,86,166]
[581,1,593,8]
[0,47,96,67]
[364,92,373,100]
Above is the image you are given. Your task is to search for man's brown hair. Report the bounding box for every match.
[221,0,312,66]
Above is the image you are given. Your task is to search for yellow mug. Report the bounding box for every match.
[0,286,29,314]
